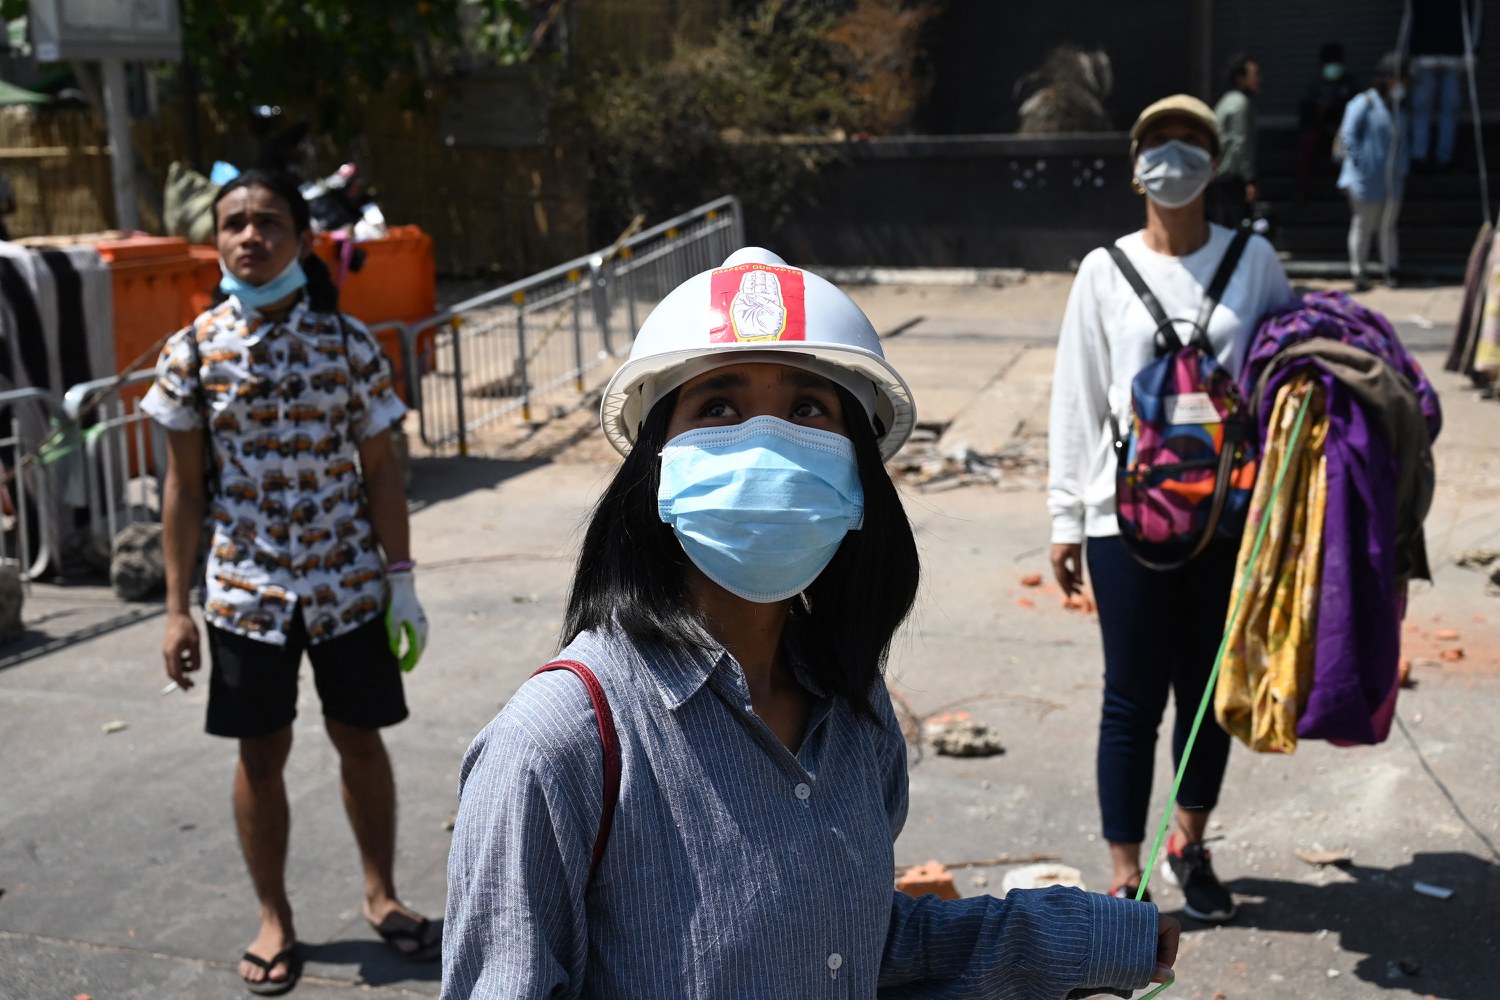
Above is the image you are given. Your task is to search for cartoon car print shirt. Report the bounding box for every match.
[142,296,408,647]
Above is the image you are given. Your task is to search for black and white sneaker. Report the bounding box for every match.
[1108,882,1152,904]
[1161,836,1237,922]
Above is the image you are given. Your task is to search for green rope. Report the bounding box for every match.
[1131,386,1316,998]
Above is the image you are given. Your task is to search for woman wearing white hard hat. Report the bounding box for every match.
[1048,98,1293,920]
[445,248,1177,997]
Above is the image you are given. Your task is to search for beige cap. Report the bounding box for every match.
[1130,94,1221,161]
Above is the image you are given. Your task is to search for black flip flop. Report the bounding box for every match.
[241,945,301,996]
[371,914,441,962]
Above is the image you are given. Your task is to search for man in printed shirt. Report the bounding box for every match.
[144,169,436,995]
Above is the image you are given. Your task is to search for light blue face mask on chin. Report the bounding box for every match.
[219,255,308,310]
[657,415,865,603]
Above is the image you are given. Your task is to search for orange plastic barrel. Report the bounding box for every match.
[99,228,435,404]
[311,226,438,402]
[89,237,216,476]
[95,236,220,375]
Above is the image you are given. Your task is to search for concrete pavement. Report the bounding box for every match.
[1,274,1496,999]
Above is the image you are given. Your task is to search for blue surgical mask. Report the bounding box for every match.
[1322,63,1345,82]
[1135,140,1215,209]
[657,415,865,603]
[219,255,308,310]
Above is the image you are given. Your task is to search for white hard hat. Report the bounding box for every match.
[600,247,915,460]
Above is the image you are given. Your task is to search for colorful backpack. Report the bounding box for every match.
[1108,229,1258,570]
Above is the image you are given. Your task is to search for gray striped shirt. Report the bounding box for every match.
[442,627,1160,999]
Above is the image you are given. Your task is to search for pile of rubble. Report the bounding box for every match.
[889,427,1047,492]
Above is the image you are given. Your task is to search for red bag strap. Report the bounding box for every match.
[530,659,620,886]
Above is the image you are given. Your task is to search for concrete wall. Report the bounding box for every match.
[754,135,1144,272]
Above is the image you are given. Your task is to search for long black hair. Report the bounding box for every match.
[562,385,920,717]
[211,167,339,312]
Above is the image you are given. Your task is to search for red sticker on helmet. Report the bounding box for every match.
[708,263,807,343]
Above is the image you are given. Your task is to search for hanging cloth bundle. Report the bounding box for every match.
[1217,291,1441,750]
[1215,375,1329,753]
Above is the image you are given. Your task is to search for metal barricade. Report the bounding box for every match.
[412,195,744,454]
[0,386,71,580]
[62,371,164,568]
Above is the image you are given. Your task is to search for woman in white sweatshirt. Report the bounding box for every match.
[1047,95,1293,923]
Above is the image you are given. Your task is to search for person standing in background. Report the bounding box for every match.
[145,169,436,995]
[1338,52,1412,291]
[1210,55,1261,229]
[1296,43,1360,202]
[1409,0,1481,173]
[1049,95,1293,923]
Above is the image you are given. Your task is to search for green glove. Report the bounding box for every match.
[385,569,428,671]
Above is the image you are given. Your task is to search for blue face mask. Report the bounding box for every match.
[657,415,865,603]
[219,255,308,310]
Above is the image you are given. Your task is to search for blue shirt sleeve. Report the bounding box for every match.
[871,681,1160,998]
[442,673,603,999]
[878,886,1161,999]
[872,681,911,839]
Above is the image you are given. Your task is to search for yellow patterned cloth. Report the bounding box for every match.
[1478,243,1500,375]
[1215,376,1328,753]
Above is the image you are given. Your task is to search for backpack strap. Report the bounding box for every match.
[1193,228,1252,339]
[1108,228,1253,353]
[183,327,223,499]
[184,325,205,412]
[1106,245,1179,351]
[332,310,352,352]
[531,659,621,887]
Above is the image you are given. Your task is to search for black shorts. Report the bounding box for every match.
[205,610,408,739]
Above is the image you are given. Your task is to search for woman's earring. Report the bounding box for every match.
[1132,177,1145,196]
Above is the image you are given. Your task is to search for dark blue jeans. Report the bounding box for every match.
[1087,534,1238,844]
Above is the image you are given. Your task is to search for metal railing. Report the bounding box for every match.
[62,371,165,571]
[0,386,73,580]
[407,195,744,454]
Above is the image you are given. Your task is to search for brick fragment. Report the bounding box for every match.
[1020,573,1043,587]
[1063,593,1096,614]
[1439,647,1465,662]
[896,860,961,900]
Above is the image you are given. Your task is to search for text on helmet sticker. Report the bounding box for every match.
[709,263,807,344]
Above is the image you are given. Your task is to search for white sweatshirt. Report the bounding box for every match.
[1047,224,1294,543]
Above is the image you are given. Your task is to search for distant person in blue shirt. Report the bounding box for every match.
[1337,52,1413,291]
[443,247,1179,999]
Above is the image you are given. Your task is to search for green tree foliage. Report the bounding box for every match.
[179,0,530,137]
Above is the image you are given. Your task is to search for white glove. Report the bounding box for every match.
[385,569,428,672]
